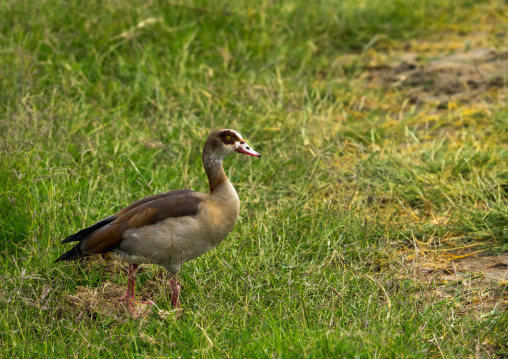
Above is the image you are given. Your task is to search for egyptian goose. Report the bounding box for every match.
[56,129,260,316]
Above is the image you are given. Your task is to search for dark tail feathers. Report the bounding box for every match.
[54,244,89,262]
[61,216,116,244]
[57,216,116,262]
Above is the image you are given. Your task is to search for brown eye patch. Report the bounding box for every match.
[219,131,239,144]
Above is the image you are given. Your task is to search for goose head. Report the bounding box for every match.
[203,129,261,160]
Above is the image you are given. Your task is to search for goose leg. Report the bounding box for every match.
[125,263,138,315]
[119,264,153,317]
[119,263,138,301]
[170,277,181,308]
[118,264,138,315]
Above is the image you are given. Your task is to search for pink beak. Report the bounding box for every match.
[236,142,261,158]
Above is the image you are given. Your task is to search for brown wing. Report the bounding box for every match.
[112,189,197,217]
[80,193,202,254]
[60,189,196,244]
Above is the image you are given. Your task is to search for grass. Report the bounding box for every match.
[1,0,508,357]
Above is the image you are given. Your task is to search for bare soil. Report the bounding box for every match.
[366,36,508,106]
[408,248,508,311]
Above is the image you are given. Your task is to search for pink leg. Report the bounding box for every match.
[170,277,180,308]
[119,263,138,303]
[120,264,139,316]
[118,264,152,317]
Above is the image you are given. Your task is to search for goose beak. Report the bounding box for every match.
[235,142,261,158]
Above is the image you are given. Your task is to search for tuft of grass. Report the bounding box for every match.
[1,0,507,357]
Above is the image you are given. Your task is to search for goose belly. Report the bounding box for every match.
[113,208,237,268]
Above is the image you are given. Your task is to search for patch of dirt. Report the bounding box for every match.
[408,248,508,311]
[366,46,508,105]
[419,249,508,279]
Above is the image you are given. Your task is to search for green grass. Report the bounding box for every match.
[1,0,508,357]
